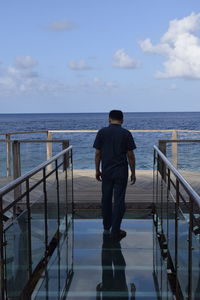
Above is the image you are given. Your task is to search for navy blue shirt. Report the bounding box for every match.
[93,124,136,179]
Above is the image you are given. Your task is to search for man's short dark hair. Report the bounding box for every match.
[109,110,123,121]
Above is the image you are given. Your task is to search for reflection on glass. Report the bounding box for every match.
[5,211,29,299]
[96,235,136,299]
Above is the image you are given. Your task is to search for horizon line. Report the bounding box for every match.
[0,111,200,114]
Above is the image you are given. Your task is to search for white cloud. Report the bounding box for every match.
[15,56,38,69]
[48,20,77,31]
[68,60,92,70]
[139,13,200,79]
[0,57,71,96]
[94,77,119,88]
[113,49,139,69]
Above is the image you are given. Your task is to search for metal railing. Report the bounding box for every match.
[158,139,200,169]
[1,129,200,174]
[0,145,74,299]
[153,145,200,299]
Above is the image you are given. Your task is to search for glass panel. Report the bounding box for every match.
[46,169,58,243]
[33,213,74,299]
[20,142,46,174]
[192,213,200,299]
[162,181,168,239]
[30,189,46,271]
[156,171,162,233]
[4,209,30,299]
[176,207,189,299]
[167,190,176,266]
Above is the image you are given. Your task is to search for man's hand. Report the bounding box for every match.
[96,170,102,181]
[130,173,136,185]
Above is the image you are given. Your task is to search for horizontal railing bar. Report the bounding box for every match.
[1,138,200,143]
[49,129,200,133]
[3,165,63,214]
[154,145,200,208]
[159,139,200,143]
[0,130,48,136]
[0,139,70,143]
[0,146,72,197]
[169,178,189,205]
[1,129,200,136]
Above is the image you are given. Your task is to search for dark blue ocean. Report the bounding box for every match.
[0,112,200,174]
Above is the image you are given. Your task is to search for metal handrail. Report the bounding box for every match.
[0,145,74,299]
[1,129,200,135]
[0,146,72,197]
[154,145,200,208]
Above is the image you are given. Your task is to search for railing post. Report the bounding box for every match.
[6,134,11,177]
[26,179,32,280]
[47,131,53,171]
[62,140,69,172]
[172,130,178,168]
[0,196,5,299]
[158,141,166,181]
[47,131,53,161]
[175,179,179,298]
[188,196,193,300]
[12,141,21,215]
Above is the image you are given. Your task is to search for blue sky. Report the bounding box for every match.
[1,0,200,113]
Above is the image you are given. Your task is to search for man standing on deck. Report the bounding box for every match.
[93,110,136,241]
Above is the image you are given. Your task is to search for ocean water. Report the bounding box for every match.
[0,112,200,174]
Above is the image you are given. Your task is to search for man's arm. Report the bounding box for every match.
[95,149,102,181]
[127,150,136,184]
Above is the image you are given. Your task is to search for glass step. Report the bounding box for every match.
[32,218,174,299]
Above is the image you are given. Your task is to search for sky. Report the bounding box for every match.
[1,0,200,113]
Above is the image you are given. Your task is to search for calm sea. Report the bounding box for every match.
[0,112,200,174]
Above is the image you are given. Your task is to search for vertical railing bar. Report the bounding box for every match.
[188,196,193,300]
[175,179,179,298]
[43,168,48,255]
[156,152,159,227]
[152,149,156,276]
[26,179,32,279]
[167,168,170,251]
[55,160,60,232]
[65,152,68,231]
[13,141,22,216]
[47,131,53,160]
[172,131,178,168]
[3,230,8,299]
[153,149,155,213]
[6,134,11,177]
[160,155,163,230]
[0,196,5,299]
[71,149,74,272]
[71,149,74,216]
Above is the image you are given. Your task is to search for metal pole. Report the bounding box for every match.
[55,160,60,232]
[0,196,5,299]
[172,130,178,168]
[188,196,193,300]
[62,140,69,172]
[43,168,48,256]
[158,141,166,182]
[46,131,53,160]
[26,179,32,280]
[5,134,11,177]
[175,179,179,298]
[12,141,21,216]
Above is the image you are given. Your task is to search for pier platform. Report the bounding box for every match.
[73,169,153,210]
